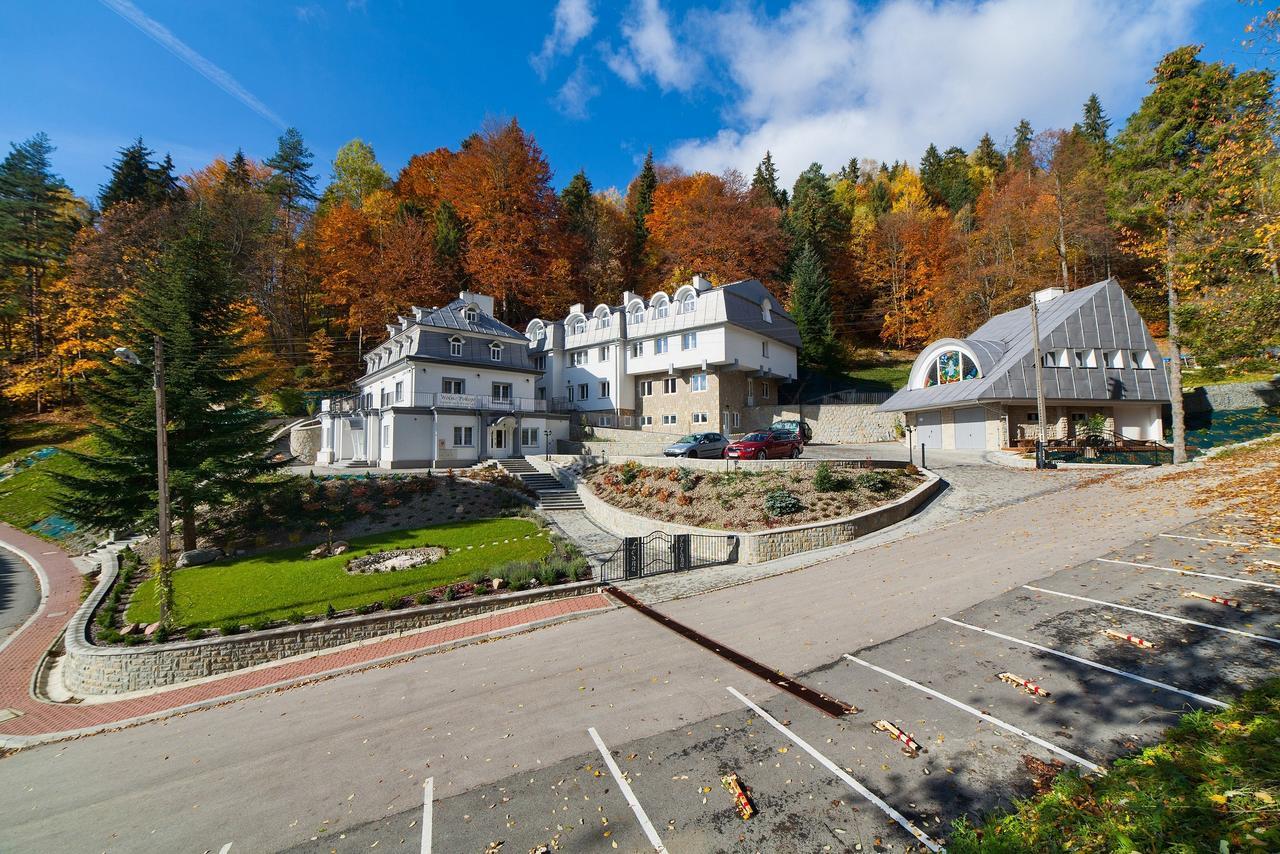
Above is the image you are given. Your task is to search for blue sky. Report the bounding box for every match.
[1,0,1266,203]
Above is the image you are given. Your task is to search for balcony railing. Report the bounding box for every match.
[327,391,558,414]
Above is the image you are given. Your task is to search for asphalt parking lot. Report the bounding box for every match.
[286,517,1279,853]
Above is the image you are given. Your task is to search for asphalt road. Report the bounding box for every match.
[3,468,1275,853]
[0,545,40,646]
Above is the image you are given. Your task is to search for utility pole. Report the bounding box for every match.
[153,335,173,625]
[1165,214,1187,464]
[1029,293,1050,450]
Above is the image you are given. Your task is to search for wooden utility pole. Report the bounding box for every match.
[153,335,173,624]
[1029,293,1049,446]
[1165,215,1187,464]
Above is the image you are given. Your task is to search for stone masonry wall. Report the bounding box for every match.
[1184,379,1280,414]
[63,563,601,696]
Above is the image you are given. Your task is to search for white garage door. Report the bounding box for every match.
[916,411,942,448]
[954,406,987,449]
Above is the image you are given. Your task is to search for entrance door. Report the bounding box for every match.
[492,428,507,451]
[916,411,943,448]
[954,406,987,449]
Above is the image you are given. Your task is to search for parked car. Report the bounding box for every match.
[771,419,812,443]
[725,430,804,460]
[664,432,729,458]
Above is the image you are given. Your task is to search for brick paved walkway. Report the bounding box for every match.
[0,524,611,745]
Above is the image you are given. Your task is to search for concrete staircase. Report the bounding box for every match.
[497,459,585,511]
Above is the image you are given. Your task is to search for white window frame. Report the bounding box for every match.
[489,342,503,361]
[762,340,770,357]
[520,427,539,447]
[692,412,708,424]
[654,337,669,355]
[681,331,697,350]
[690,373,708,392]
[630,341,644,357]
[598,346,610,362]
[382,423,392,447]
[1104,350,1125,369]
[663,377,677,395]
[464,307,478,323]
[598,415,612,427]
[1130,350,1155,369]
[394,380,404,403]
[570,350,587,367]
[449,336,463,357]
[622,415,633,427]
[678,294,695,315]
[532,355,546,371]
[732,411,741,428]
[761,382,770,400]
[570,317,586,335]
[599,380,610,398]
[762,300,773,323]
[639,380,653,396]
[653,297,669,319]
[491,382,512,401]
[577,382,589,400]
[661,414,677,426]
[453,426,474,447]
[442,377,465,395]
[629,306,644,325]
[641,415,654,426]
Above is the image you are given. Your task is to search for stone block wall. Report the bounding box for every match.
[1184,379,1280,414]
[289,421,321,463]
[62,564,601,696]
[750,404,901,444]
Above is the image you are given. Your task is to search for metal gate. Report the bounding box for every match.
[595,530,738,582]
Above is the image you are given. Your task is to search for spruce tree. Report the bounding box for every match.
[837,157,859,183]
[1010,119,1034,171]
[433,199,466,289]
[751,150,786,209]
[56,206,283,553]
[936,146,976,212]
[224,149,252,189]
[919,143,944,196]
[787,163,844,266]
[265,127,319,215]
[630,149,658,248]
[149,153,184,205]
[100,138,156,211]
[1080,94,1111,146]
[560,170,595,239]
[972,133,1004,175]
[789,241,839,369]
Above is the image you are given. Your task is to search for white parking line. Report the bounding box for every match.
[1024,585,1280,646]
[942,618,1228,708]
[726,686,945,852]
[219,845,232,854]
[1096,558,1280,590]
[587,727,668,853]
[1160,533,1280,550]
[420,777,433,854]
[843,655,1103,774]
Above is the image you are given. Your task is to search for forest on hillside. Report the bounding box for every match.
[0,43,1277,418]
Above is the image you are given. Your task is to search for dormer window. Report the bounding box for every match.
[594,307,611,329]
[923,348,980,387]
[464,306,478,324]
[652,295,669,319]
[762,300,773,323]
[570,317,586,335]
[678,294,695,315]
[489,342,503,361]
[628,302,644,325]
[449,336,463,357]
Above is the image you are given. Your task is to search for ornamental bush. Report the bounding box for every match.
[854,470,896,493]
[813,462,843,492]
[764,489,803,516]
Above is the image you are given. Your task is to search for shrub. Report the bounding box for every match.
[356,603,378,615]
[468,568,488,585]
[676,493,692,506]
[325,603,336,619]
[443,585,457,601]
[764,489,803,516]
[415,592,435,606]
[1197,365,1227,382]
[383,598,402,611]
[220,621,242,636]
[97,628,122,644]
[287,611,306,624]
[151,624,170,643]
[678,467,699,492]
[854,470,897,493]
[904,463,920,476]
[537,566,559,586]
[248,617,271,632]
[186,627,204,641]
[620,461,640,485]
[813,462,840,492]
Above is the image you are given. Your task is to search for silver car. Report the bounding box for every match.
[663,432,729,458]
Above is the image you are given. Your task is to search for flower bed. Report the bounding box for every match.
[345,546,448,574]
[584,461,923,532]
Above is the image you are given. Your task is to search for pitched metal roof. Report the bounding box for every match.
[415,299,528,341]
[720,279,802,348]
[879,279,1172,412]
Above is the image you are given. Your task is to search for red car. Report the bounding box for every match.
[725,430,804,460]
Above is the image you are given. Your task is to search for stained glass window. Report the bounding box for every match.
[921,349,980,388]
[938,350,961,383]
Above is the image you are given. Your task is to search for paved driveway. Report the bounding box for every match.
[0,546,39,645]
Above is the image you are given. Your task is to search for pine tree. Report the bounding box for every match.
[433,199,466,288]
[149,153,183,205]
[630,149,658,248]
[789,241,839,368]
[56,206,283,553]
[919,144,944,196]
[561,170,595,238]
[0,133,81,411]
[100,138,156,211]
[787,163,844,266]
[751,151,786,209]
[972,133,1004,175]
[265,127,319,215]
[1080,94,1111,146]
[837,157,859,183]
[1010,119,1034,172]
[224,149,252,189]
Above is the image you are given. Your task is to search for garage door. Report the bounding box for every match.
[954,406,987,449]
[916,411,942,448]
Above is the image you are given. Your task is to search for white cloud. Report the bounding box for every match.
[604,0,698,92]
[554,59,601,120]
[98,0,286,129]
[666,0,1198,186]
[533,0,598,77]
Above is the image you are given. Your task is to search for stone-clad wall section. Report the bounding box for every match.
[62,566,601,696]
[1184,379,1279,414]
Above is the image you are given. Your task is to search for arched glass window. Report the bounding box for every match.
[569,316,586,335]
[762,300,773,323]
[628,302,645,325]
[529,323,545,342]
[595,308,611,328]
[449,336,463,357]
[923,349,980,387]
[464,306,478,323]
[489,342,503,361]
[678,293,695,314]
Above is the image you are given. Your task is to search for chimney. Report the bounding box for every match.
[458,290,495,317]
[621,290,638,307]
[569,302,585,316]
[1034,287,1065,304]
[692,274,713,292]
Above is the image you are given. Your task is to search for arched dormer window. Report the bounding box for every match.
[449,336,464,357]
[922,348,980,387]
[464,305,479,324]
[526,320,546,343]
[593,306,611,329]
[627,300,645,325]
[569,315,587,336]
[489,341,503,361]
[674,285,697,315]
[762,300,773,323]
[651,293,670,320]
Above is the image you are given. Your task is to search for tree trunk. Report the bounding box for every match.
[1054,173,1070,289]
[182,503,198,552]
[1165,214,1187,464]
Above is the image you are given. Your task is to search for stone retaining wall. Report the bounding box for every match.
[553,461,940,564]
[62,564,601,696]
[544,453,910,473]
[1184,379,1279,414]
[289,421,321,464]
[760,404,901,444]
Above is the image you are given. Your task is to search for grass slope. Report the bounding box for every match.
[127,517,551,628]
[843,360,913,391]
[948,679,1280,852]
[0,436,91,530]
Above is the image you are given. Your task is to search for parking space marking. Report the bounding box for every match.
[1023,585,1280,646]
[1097,558,1280,590]
[844,656,1102,773]
[1159,533,1280,550]
[218,845,232,854]
[942,618,1227,708]
[587,727,668,853]
[420,777,433,854]
[726,686,945,852]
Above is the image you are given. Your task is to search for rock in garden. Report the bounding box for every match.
[119,623,137,636]
[177,547,221,567]
[491,577,507,591]
[143,622,160,636]
[332,543,349,555]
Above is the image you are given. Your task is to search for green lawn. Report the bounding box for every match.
[0,436,91,530]
[1182,368,1279,390]
[948,679,1280,852]
[126,517,552,628]
[843,360,914,391]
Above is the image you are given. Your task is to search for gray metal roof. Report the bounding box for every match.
[415,299,528,341]
[879,279,1172,412]
[720,279,802,348]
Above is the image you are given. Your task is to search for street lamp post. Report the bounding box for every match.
[115,335,173,625]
